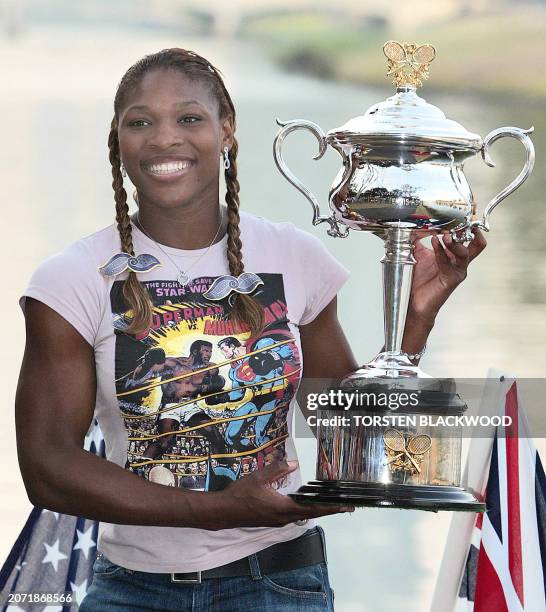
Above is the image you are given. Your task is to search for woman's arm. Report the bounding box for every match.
[15,298,351,529]
[297,228,487,420]
[15,298,221,527]
[298,296,358,380]
[298,296,435,378]
[400,228,488,363]
[297,296,357,429]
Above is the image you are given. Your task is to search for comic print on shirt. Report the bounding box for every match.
[111,273,301,492]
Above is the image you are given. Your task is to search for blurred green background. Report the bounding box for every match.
[239,5,546,99]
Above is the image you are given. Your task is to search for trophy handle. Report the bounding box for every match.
[273,119,349,238]
[475,126,535,232]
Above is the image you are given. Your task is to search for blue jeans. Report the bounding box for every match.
[80,528,335,611]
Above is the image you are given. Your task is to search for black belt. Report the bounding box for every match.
[170,526,326,584]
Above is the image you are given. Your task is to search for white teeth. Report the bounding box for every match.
[147,161,192,174]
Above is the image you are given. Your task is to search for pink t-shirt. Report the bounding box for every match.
[19,209,350,573]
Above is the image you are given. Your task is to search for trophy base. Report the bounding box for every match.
[343,351,432,382]
[289,481,485,512]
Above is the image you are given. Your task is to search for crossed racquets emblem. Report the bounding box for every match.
[383,40,436,88]
[383,428,432,474]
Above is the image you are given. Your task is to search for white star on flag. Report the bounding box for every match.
[1,419,107,607]
[73,525,96,559]
[42,539,68,572]
[70,577,89,606]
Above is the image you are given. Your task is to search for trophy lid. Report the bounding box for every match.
[327,41,482,152]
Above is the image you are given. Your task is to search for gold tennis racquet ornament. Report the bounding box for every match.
[274,41,535,511]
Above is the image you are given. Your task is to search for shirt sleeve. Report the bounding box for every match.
[19,240,104,346]
[297,229,351,326]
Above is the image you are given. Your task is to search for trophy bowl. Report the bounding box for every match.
[274,41,534,511]
[292,385,483,511]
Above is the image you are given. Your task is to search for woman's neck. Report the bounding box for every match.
[130,203,228,251]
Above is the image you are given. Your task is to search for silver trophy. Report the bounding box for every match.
[274,41,534,511]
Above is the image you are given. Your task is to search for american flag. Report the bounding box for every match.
[457,382,546,611]
[0,420,105,611]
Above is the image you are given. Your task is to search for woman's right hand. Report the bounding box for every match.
[210,460,355,530]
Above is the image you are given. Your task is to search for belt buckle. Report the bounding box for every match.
[171,571,202,584]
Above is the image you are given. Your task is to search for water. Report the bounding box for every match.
[2,23,544,611]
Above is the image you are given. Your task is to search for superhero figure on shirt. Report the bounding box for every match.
[204,333,297,491]
[207,333,297,451]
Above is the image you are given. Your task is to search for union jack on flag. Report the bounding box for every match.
[0,420,105,611]
[457,382,546,611]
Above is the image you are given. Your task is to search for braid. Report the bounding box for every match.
[225,138,243,276]
[225,138,264,337]
[111,48,264,338]
[108,118,155,335]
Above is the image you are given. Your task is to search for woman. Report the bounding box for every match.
[15,48,486,611]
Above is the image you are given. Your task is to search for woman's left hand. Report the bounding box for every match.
[408,227,487,326]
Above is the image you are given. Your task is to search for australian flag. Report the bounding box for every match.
[458,382,546,611]
[0,420,105,611]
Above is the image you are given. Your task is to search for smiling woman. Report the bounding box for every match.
[15,47,359,612]
[14,46,483,612]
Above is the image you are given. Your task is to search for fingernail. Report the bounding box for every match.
[287,460,299,469]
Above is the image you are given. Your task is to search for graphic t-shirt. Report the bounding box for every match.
[19,210,350,573]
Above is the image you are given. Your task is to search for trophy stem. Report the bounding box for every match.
[381,226,415,355]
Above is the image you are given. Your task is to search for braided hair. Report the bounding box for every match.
[108,48,264,338]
